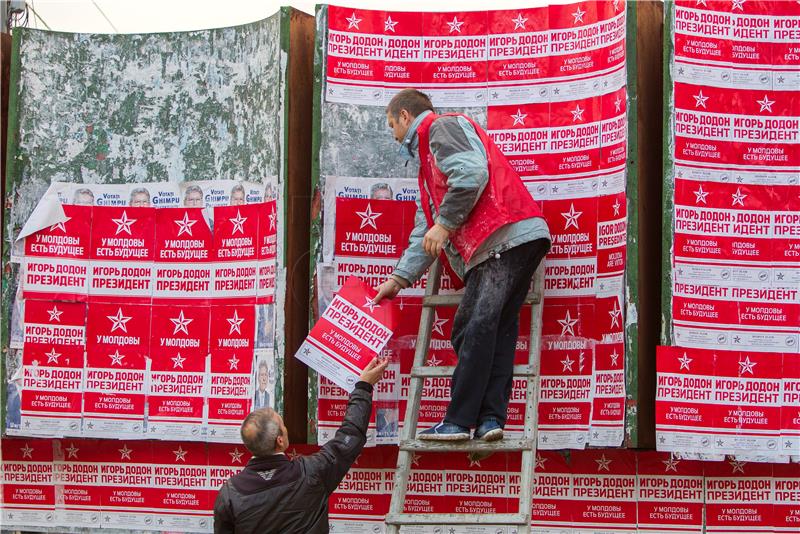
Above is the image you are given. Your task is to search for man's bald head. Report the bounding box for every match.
[241,408,286,457]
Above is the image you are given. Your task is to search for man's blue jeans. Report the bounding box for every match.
[445,238,550,428]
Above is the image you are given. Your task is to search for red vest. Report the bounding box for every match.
[417,113,544,279]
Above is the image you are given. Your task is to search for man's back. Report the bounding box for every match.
[214,381,375,534]
[215,454,329,533]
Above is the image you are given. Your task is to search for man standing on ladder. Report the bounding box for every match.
[373,88,551,442]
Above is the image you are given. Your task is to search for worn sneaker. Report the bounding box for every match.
[418,422,470,441]
[474,419,503,442]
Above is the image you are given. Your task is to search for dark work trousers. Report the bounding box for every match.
[445,238,550,428]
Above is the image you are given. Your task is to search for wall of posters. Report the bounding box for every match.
[662,0,800,462]
[4,440,799,533]
[6,180,281,443]
[314,1,629,448]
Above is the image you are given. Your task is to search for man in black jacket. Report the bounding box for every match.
[214,357,389,534]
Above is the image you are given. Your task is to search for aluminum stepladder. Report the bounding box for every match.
[385,259,544,534]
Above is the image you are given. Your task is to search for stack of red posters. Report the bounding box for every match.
[665,0,800,462]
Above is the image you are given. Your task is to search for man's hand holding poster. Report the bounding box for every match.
[296,276,396,392]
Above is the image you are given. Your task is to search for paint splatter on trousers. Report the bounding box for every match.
[445,238,550,428]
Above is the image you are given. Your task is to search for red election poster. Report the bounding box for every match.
[637,451,704,534]
[656,346,716,454]
[212,204,259,303]
[296,276,396,392]
[328,444,392,531]
[325,6,384,106]
[538,303,594,450]
[546,96,601,177]
[705,458,773,533]
[403,451,518,517]
[333,197,417,289]
[487,102,549,180]
[783,354,800,459]
[153,207,213,304]
[487,7,549,105]
[53,439,102,528]
[599,77,628,171]
[256,199,278,304]
[95,440,154,529]
[420,11,488,107]
[23,204,91,301]
[383,11,423,93]
[89,206,156,303]
[541,196,598,299]
[207,347,255,442]
[147,305,210,440]
[550,1,626,80]
[149,441,211,532]
[712,351,782,457]
[591,293,626,447]
[569,449,636,534]
[83,302,150,438]
[590,341,625,446]
[531,450,573,532]
[596,191,626,298]
[18,300,85,435]
[773,462,800,534]
[1,438,55,528]
[207,441,250,490]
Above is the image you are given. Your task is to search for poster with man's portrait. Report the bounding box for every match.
[252,351,276,411]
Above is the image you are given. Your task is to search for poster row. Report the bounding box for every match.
[657,346,800,463]
[20,199,278,304]
[324,2,626,106]
[3,438,800,534]
[6,298,277,442]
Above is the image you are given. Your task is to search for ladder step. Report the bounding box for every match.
[385,512,527,526]
[400,438,534,452]
[412,364,538,378]
[423,293,540,307]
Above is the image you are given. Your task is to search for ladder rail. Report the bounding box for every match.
[515,267,545,532]
[386,261,544,534]
[386,261,443,534]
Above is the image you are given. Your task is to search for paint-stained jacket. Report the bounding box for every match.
[393,111,550,285]
[213,382,373,534]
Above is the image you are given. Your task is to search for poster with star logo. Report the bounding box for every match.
[153,207,214,304]
[656,346,718,457]
[705,458,773,533]
[23,204,91,301]
[296,276,397,392]
[212,204,260,303]
[0,437,55,527]
[538,303,595,450]
[147,305,210,439]
[530,450,572,531]
[636,451,704,534]
[89,206,156,303]
[83,303,150,438]
[52,438,103,528]
[17,301,86,436]
[569,449,637,533]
